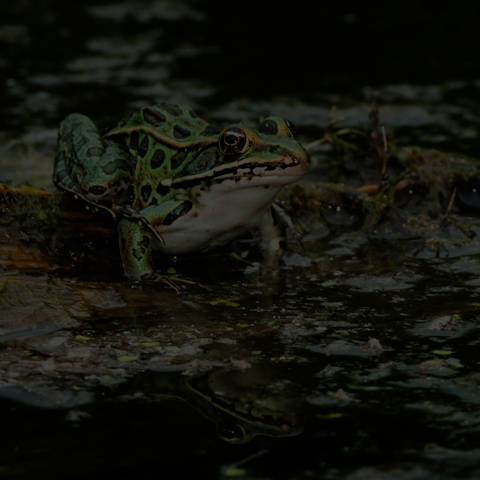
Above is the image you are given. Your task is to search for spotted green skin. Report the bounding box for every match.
[53,103,309,280]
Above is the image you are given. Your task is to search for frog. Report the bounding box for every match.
[53,103,309,285]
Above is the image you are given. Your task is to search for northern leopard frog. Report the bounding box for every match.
[53,103,309,282]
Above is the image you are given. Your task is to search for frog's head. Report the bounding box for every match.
[171,116,309,191]
[213,116,309,186]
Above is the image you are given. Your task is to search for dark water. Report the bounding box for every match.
[1,1,480,478]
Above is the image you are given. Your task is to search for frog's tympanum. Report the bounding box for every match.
[53,104,309,281]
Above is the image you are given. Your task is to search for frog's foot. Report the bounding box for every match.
[139,273,206,293]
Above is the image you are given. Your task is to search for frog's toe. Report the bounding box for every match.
[139,273,203,292]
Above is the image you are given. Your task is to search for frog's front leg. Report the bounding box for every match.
[117,199,191,281]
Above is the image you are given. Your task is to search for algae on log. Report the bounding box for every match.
[0,184,118,274]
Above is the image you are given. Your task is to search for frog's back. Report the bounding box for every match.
[103,103,226,209]
[105,103,222,144]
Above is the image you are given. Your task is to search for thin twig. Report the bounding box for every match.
[442,187,457,222]
[379,125,389,188]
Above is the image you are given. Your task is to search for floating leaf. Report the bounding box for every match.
[210,298,241,307]
[433,350,452,355]
[316,413,344,419]
[224,468,247,477]
[142,342,161,347]
[118,355,139,362]
[251,350,262,355]
[320,280,335,287]
[74,335,90,341]
[237,324,250,328]
[167,267,176,274]
[350,385,393,391]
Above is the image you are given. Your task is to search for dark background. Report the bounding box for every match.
[1,0,480,130]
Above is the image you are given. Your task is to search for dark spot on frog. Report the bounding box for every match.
[161,104,183,116]
[101,161,119,175]
[63,130,73,143]
[170,150,189,170]
[107,133,129,145]
[264,185,270,188]
[156,184,170,196]
[132,236,151,260]
[141,185,152,203]
[102,160,131,175]
[89,185,107,195]
[86,146,104,158]
[150,149,165,169]
[269,145,283,154]
[188,150,216,174]
[173,124,190,139]
[149,197,158,206]
[142,107,166,126]
[130,131,139,150]
[163,201,193,226]
[137,136,149,158]
[120,236,127,248]
[200,125,222,137]
[259,119,278,135]
[80,136,90,145]
[132,247,143,261]
[140,236,150,248]
[189,109,198,118]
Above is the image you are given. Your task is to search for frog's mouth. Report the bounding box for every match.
[163,151,309,190]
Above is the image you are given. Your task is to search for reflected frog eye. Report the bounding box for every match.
[219,127,249,156]
[217,421,248,444]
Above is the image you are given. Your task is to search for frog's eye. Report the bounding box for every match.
[219,127,249,156]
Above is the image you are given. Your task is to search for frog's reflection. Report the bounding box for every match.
[150,363,305,444]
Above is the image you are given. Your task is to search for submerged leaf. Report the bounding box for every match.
[117,355,139,362]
